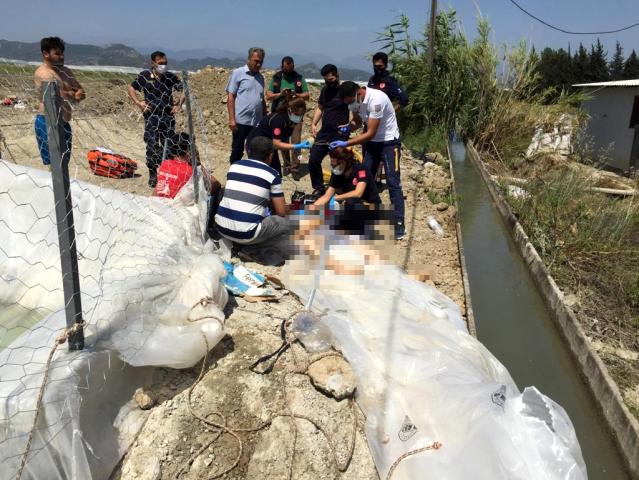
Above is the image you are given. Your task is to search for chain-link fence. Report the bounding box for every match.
[0,60,228,479]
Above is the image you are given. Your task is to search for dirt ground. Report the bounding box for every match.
[0,66,465,479]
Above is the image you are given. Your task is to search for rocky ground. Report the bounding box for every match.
[0,65,465,479]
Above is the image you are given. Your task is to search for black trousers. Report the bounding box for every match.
[329,199,391,240]
[230,124,254,164]
[308,143,331,190]
[144,114,175,172]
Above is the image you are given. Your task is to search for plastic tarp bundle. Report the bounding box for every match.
[283,237,587,480]
[0,161,228,479]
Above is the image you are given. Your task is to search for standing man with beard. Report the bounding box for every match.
[226,47,267,165]
[308,64,350,196]
[33,37,85,167]
[128,51,184,187]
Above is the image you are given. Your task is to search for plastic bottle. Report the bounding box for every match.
[427,216,444,236]
[291,311,332,353]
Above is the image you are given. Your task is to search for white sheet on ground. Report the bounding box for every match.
[283,237,587,480]
[0,161,228,479]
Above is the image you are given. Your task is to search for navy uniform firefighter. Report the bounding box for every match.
[367,51,409,188]
[329,81,406,241]
[368,51,409,110]
[128,51,184,187]
[265,56,310,179]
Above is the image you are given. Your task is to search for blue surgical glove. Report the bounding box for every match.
[329,140,348,150]
[293,140,312,150]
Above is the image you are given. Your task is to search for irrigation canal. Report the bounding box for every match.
[450,141,628,479]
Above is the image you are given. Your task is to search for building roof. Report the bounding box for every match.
[573,79,639,87]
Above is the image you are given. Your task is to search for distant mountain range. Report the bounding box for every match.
[0,39,145,67]
[0,39,372,81]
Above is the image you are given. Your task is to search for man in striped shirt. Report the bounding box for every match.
[215,136,290,262]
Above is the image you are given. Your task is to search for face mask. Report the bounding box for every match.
[348,101,361,113]
[155,64,167,74]
[289,112,302,124]
[374,66,385,75]
[332,165,345,175]
[326,79,338,88]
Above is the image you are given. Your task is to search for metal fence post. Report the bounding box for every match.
[43,81,84,351]
[182,70,199,203]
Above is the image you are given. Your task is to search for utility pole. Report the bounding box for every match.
[429,0,438,67]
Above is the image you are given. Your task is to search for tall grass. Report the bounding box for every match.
[508,171,639,347]
[380,11,580,162]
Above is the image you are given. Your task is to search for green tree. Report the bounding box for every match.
[589,39,609,82]
[609,41,625,80]
[572,43,590,83]
[623,50,639,79]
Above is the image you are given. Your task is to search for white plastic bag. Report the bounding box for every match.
[0,161,229,479]
[283,234,586,480]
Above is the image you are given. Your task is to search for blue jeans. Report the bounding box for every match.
[363,139,404,220]
[144,114,175,172]
[34,114,72,166]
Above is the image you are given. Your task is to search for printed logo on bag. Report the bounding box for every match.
[380,82,386,89]
[273,127,282,136]
[374,104,382,113]
[358,170,366,179]
[491,385,507,409]
[296,81,302,87]
[398,415,417,441]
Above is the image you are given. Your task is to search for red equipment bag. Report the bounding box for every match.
[154,159,193,199]
[87,150,138,178]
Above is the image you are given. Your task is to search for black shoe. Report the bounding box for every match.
[148,171,157,188]
[394,219,406,241]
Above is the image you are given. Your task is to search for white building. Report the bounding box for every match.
[574,80,639,172]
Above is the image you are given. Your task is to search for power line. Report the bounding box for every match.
[508,0,639,35]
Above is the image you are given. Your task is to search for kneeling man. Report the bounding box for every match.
[215,136,291,263]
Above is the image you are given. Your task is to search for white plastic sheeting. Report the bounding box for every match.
[283,238,587,480]
[0,161,228,479]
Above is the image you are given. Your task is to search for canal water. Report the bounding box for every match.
[449,141,628,479]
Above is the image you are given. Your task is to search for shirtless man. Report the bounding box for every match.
[33,37,85,166]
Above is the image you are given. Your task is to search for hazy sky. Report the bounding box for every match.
[3,0,639,60]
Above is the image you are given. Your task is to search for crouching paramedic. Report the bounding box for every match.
[329,81,405,240]
[314,147,390,239]
[245,97,310,177]
[214,136,291,263]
